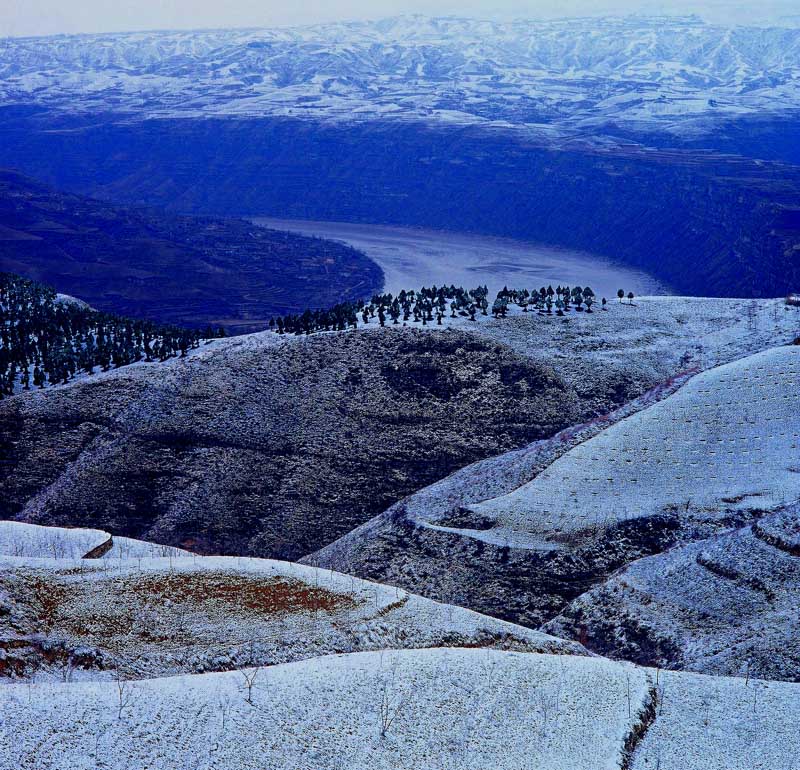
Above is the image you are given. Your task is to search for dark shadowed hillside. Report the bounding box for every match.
[0,169,382,332]
[0,327,583,559]
[2,113,800,299]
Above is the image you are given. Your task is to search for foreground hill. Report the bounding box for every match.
[0,522,579,680]
[0,170,381,331]
[2,647,797,770]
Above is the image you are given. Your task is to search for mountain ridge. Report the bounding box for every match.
[3,16,799,137]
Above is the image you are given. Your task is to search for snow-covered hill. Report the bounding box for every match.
[3,16,800,136]
[470,344,800,548]
[309,303,800,632]
[0,522,581,680]
[2,648,797,770]
[2,522,798,769]
[0,521,190,560]
[545,502,800,681]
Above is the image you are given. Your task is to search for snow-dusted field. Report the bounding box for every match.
[1,648,797,770]
[0,521,191,560]
[0,526,581,680]
[254,218,665,300]
[469,295,800,379]
[467,345,800,547]
[633,666,800,770]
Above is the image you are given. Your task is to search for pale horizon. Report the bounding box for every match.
[3,0,800,38]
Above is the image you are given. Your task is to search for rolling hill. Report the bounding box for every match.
[2,645,797,770]
[1,520,798,770]
[0,324,587,559]
[545,503,800,681]
[0,521,580,680]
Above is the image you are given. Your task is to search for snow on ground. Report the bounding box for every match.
[0,521,109,559]
[0,521,191,559]
[253,218,666,300]
[9,334,231,396]
[632,667,800,770]
[349,295,799,413]
[1,648,797,770]
[468,295,800,383]
[3,17,800,137]
[545,503,800,681]
[101,535,192,560]
[0,650,650,770]
[0,548,581,680]
[466,345,800,548]
[312,298,800,560]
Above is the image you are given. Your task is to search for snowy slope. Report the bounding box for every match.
[545,503,800,680]
[0,521,109,559]
[0,521,191,559]
[469,345,800,549]
[308,301,800,627]
[632,666,799,770]
[312,297,800,548]
[2,16,800,136]
[1,648,797,770]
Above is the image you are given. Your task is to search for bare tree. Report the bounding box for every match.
[625,672,632,719]
[240,667,261,706]
[376,660,410,739]
[58,653,75,683]
[217,692,234,731]
[113,667,135,721]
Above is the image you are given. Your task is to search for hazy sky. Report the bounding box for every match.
[3,0,799,37]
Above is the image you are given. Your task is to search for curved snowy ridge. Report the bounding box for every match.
[468,345,800,549]
[0,521,191,560]
[2,16,800,133]
[0,526,582,680]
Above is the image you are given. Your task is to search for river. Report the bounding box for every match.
[253,218,668,301]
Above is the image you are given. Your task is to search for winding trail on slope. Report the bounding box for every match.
[414,365,701,542]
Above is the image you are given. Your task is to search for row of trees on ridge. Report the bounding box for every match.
[269,284,632,335]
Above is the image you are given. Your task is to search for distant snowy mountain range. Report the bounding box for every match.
[2,15,800,137]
